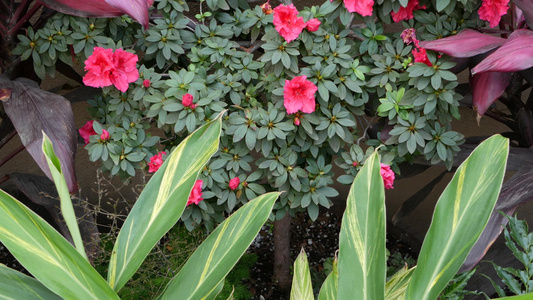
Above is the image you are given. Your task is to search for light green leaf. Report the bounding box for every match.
[42,133,86,260]
[406,135,509,300]
[0,190,119,299]
[318,257,338,300]
[496,293,533,299]
[337,152,386,300]
[0,264,61,299]
[291,249,314,300]
[385,265,415,300]
[159,192,280,299]
[107,116,223,291]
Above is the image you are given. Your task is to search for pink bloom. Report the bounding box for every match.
[353,161,358,166]
[380,163,395,189]
[79,120,97,145]
[412,45,432,66]
[148,151,166,173]
[83,47,139,92]
[294,117,301,126]
[283,76,318,114]
[273,4,306,43]
[143,79,151,88]
[391,0,426,23]
[343,0,373,16]
[306,18,321,32]
[187,180,204,206]
[182,93,195,108]
[401,28,417,45]
[229,177,240,190]
[100,129,110,141]
[478,0,510,28]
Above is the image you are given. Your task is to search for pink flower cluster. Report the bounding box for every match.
[401,28,432,66]
[187,180,204,206]
[148,151,167,173]
[380,163,395,189]
[79,120,110,144]
[478,0,510,28]
[273,5,321,43]
[283,76,318,114]
[83,47,139,92]
[391,0,426,23]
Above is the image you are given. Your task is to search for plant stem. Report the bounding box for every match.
[273,211,292,294]
[8,2,42,39]
[0,144,25,168]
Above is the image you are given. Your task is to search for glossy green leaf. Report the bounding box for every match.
[337,152,386,300]
[159,192,280,299]
[406,135,509,300]
[42,133,86,260]
[108,116,223,291]
[291,249,314,300]
[0,264,61,299]
[0,190,119,299]
[318,256,338,300]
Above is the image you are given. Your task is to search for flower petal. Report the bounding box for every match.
[420,29,505,58]
[471,71,512,116]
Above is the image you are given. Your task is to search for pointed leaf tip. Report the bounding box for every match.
[420,29,505,58]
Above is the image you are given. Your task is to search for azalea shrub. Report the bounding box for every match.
[12,0,523,229]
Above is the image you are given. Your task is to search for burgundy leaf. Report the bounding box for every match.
[37,0,152,29]
[0,76,78,193]
[420,29,505,58]
[472,29,533,74]
[470,71,512,115]
[513,0,533,28]
[460,167,533,272]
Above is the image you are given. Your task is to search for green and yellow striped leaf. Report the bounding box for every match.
[290,249,314,300]
[0,264,61,299]
[337,152,386,300]
[0,189,119,299]
[42,133,86,260]
[406,135,509,300]
[496,293,533,299]
[384,265,415,300]
[159,192,280,299]
[318,256,338,300]
[108,117,223,291]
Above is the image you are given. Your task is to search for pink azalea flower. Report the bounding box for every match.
[148,151,166,173]
[342,0,373,16]
[79,120,97,145]
[380,163,395,189]
[273,4,306,43]
[143,79,151,88]
[412,45,432,66]
[83,47,139,92]
[100,129,110,142]
[353,161,358,166]
[229,177,240,190]
[305,18,321,32]
[283,76,318,114]
[478,0,510,28]
[182,93,196,108]
[401,28,418,45]
[391,0,426,23]
[187,180,204,206]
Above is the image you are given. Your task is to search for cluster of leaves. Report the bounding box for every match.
[13,0,483,228]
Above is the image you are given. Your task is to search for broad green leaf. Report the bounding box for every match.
[0,264,61,299]
[406,135,509,300]
[318,256,338,300]
[42,133,86,260]
[496,293,533,299]
[337,152,386,300]
[385,265,415,300]
[108,116,223,291]
[0,190,119,299]
[159,192,280,299]
[290,249,314,300]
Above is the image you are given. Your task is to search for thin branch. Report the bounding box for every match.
[0,144,25,168]
[8,2,42,38]
[0,129,17,150]
[356,115,376,145]
[0,175,9,186]
[484,110,518,131]
[10,0,31,29]
[345,14,354,30]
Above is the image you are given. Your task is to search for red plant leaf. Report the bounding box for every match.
[471,71,512,116]
[420,29,505,58]
[0,77,78,193]
[513,0,533,28]
[37,0,151,29]
[472,29,533,74]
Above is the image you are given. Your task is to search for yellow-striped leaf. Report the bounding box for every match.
[291,249,314,300]
[406,135,509,300]
[108,116,222,291]
[495,293,533,299]
[384,265,415,300]
[0,264,61,299]
[0,189,119,299]
[159,192,280,299]
[337,152,386,300]
[318,256,338,300]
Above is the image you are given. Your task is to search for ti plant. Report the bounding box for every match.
[0,115,280,299]
[287,134,533,300]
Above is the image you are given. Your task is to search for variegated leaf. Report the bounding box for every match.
[291,249,314,300]
[318,256,338,300]
[0,264,61,299]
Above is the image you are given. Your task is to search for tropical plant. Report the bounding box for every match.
[0,116,280,299]
[290,134,521,299]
